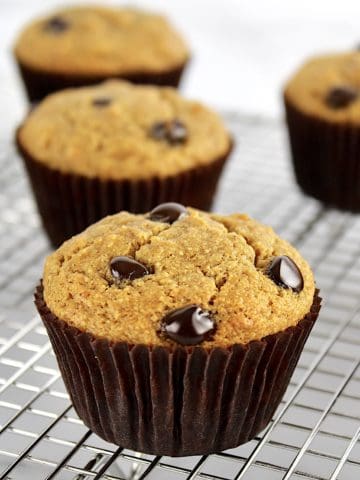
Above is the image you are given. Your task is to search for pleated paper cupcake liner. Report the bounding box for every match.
[285,98,360,212]
[17,134,232,247]
[16,61,188,103]
[35,284,321,456]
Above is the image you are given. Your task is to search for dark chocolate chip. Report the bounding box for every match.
[267,255,304,293]
[44,16,69,33]
[160,305,216,345]
[92,97,112,108]
[149,121,168,140]
[110,256,149,283]
[167,119,188,144]
[325,86,358,109]
[149,202,187,224]
[149,119,188,144]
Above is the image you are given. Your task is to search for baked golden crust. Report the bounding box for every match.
[14,6,189,76]
[43,208,315,347]
[18,80,231,180]
[284,52,360,123]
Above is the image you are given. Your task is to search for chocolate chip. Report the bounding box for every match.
[149,202,187,224]
[92,97,112,108]
[149,119,188,144]
[110,256,149,283]
[149,121,168,141]
[44,16,69,33]
[167,119,188,144]
[325,86,358,109]
[267,255,304,293]
[160,305,216,345]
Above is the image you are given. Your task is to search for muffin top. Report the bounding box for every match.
[43,205,316,348]
[284,52,360,123]
[18,81,231,180]
[14,6,189,76]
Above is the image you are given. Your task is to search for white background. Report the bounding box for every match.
[1,0,360,132]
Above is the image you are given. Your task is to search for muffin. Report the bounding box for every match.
[16,80,232,247]
[35,204,321,456]
[14,5,190,102]
[284,51,360,211]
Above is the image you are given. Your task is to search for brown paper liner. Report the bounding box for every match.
[284,97,360,212]
[35,284,321,456]
[16,132,232,247]
[16,61,188,103]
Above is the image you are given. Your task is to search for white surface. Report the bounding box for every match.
[1,0,360,131]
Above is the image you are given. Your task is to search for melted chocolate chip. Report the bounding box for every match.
[92,97,112,108]
[267,255,304,293]
[326,86,358,109]
[110,256,149,283]
[149,119,188,144]
[160,305,216,345]
[167,119,188,144]
[149,202,187,224]
[44,16,69,33]
[149,121,168,140]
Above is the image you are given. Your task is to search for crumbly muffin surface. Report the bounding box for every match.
[18,81,231,180]
[43,208,315,347]
[285,52,360,123]
[14,6,189,75]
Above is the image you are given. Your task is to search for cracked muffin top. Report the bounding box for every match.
[42,204,315,348]
[284,52,360,123]
[17,80,231,180]
[14,6,189,76]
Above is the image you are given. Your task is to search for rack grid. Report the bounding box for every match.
[0,114,359,479]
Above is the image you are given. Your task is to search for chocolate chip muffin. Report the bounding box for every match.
[16,80,232,247]
[14,5,190,102]
[284,51,360,211]
[35,204,321,456]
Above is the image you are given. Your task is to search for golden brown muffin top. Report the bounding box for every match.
[284,52,360,123]
[18,80,231,180]
[43,206,316,348]
[14,6,189,75]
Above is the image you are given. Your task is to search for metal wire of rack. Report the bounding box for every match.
[0,114,359,480]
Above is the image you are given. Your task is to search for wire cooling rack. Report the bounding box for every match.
[0,114,359,480]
